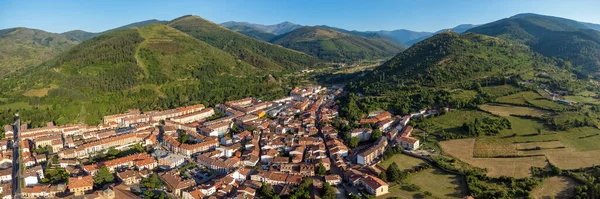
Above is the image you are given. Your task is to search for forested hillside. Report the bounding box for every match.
[0,28,79,78]
[168,15,316,72]
[271,26,405,62]
[0,24,286,127]
[467,14,600,77]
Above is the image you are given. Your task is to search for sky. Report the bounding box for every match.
[1,0,600,33]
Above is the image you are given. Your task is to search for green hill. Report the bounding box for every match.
[270,26,405,62]
[352,32,580,95]
[61,30,97,42]
[168,15,316,71]
[221,21,303,35]
[0,24,285,126]
[0,27,79,79]
[220,23,276,41]
[467,14,600,76]
[60,19,168,42]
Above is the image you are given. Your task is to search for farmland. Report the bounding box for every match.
[480,84,522,97]
[22,84,59,97]
[530,176,579,199]
[479,103,549,117]
[417,109,494,134]
[439,138,548,178]
[377,168,466,199]
[438,114,600,177]
[379,153,426,171]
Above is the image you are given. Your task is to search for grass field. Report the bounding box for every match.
[22,84,58,97]
[0,102,34,110]
[480,84,522,97]
[530,176,579,199]
[419,109,493,134]
[479,103,549,117]
[495,91,571,112]
[448,115,600,173]
[378,168,466,199]
[440,138,549,178]
[564,95,600,105]
[449,90,478,102]
[379,153,426,171]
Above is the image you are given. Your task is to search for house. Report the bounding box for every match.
[324,174,342,185]
[158,153,186,169]
[23,166,44,186]
[0,182,12,199]
[68,175,94,195]
[161,170,196,197]
[116,170,141,185]
[351,128,372,142]
[360,175,389,196]
[182,189,205,199]
[2,125,13,139]
[399,137,420,150]
[21,184,66,198]
[0,168,11,183]
[357,137,387,165]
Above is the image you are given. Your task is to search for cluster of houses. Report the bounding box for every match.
[0,85,433,198]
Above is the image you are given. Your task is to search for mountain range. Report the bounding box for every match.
[467,13,600,76]
[222,21,479,46]
[1,12,600,126]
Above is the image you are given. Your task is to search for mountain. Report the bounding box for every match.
[467,13,600,76]
[218,23,276,41]
[61,19,168,42]
[0,24,285,125]
[270,26,405,62]
[317,24,478,46]
[0,27,79,78]
[352,31,576,95]
[61,30,96,42]
[221,21,303,35]
[435,24,479,34]
[169,15,316,71]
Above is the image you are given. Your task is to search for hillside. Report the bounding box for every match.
[221,21,303,35]
[467,14,600,76]
[351,31,579,95]
[169,15,316,71]
[219,23,276,41]
[0,24,284,126]
[271,26,405,62]
[60,19,168,42]
[0,27,79,78]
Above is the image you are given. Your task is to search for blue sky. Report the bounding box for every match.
[1,0,599,33]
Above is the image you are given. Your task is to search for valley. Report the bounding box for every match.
[2,9,600,199]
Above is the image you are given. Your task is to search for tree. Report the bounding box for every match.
[348,137,360,148]
[371,129,383,141]
[386,162,406,183]
[379,171,388,182]
[349,193,361,199]
[258,183,279,199]
[93,166,115,186]
[178,131,190,144]
[141,173,163,189]
[316,163,327,176]
[322,182,336,199]
[42,168,69,184]
[134,143,146,153]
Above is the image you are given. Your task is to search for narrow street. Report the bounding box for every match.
[12,115,21,199]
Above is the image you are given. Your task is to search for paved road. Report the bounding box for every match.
[12,116,21,199]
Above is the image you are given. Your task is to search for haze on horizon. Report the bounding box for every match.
[1,0,600,33]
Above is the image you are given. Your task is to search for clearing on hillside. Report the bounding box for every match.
[440,138,548,178]
[530,176,579,199]
[479,103,549,117]
[22,84,58,97]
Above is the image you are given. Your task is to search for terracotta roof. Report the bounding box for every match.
[361,175,388,190]
[68,175,93,189]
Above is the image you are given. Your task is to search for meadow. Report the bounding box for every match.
[530,176,579,199]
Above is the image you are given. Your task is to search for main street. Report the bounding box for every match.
[12,115,21,199]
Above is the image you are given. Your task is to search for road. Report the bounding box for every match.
[12,116,21,199]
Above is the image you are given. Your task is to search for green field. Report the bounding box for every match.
[449,90,478,102]
[495,91,571,111]
[480,84,522,97]
[564,95,600,105]
[378,168,467,199]
[0,102,35,110]
[418,109,494,134]
[379,153,426,171]
[479,103,549,117]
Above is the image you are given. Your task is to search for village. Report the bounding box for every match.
[0,85,433,199]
